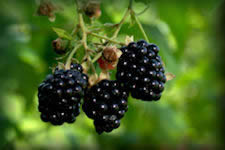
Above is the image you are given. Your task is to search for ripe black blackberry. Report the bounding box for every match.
[117,40,166,101]
[82,80,129,134]
[38,63,88,125]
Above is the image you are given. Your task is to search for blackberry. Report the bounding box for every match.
[38,63,88,125]
[70,63,83,72]
[82,80,129,134]
[116,40,166,101]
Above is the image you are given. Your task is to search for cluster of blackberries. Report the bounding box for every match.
[38,63,88,125]
[116,40,166,101]
[37,40,166,134]
[82,80,129,134]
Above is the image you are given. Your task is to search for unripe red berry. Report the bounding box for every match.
[98,46,120,70]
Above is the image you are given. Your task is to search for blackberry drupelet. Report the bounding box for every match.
[70,63,83,72]
[117,40,166,101]
[82,80,129,134]
[38,63,88,125]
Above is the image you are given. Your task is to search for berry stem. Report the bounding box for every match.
[111,0,133,39]
[79,13,89,50]
[92,51,103,63]
[79,13,96,74]
[136,4,150,16]
[88,56,96,74]
[66,24,80,56]
[74,0,81,12]
[55,51,70,60]
[131,10,149,43]
[75,1,97,75]
[71,24,80,37]
[65,43,82,69]
[111,8,130,39]
[87,32,125,45]
[129,0,133,9]
[75,0,90,52]
[79,13,96,73]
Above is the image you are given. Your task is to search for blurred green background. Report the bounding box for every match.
[0,0,225,149]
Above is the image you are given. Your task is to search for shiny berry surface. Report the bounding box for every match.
[116,40,166,101]
[38,64,88,125]
[82,80,129,134]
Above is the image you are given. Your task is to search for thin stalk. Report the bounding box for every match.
[74,0,81,12]
[92,51,103,63]
[56,51,70,60]
[65,43,82,69]
[88,32,125,45]
[136,4,150,16]
[79,13,89,50]
[111,0,133,39]
[71,24,80,36]
[129,0,133,9]
[131,10,149,43]
[88,56,96,73]
[111,8,130,39]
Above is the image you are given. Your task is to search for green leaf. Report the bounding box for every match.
[52,27,73,40]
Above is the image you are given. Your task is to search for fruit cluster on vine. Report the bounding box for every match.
[37,0,171,134]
